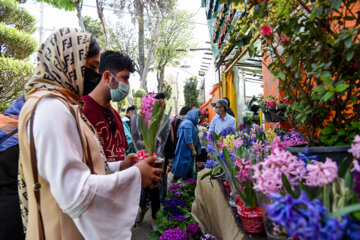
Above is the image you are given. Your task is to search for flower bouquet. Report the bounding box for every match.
[131,93,171,166]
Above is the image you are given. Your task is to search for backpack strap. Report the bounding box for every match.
[0,129,18,145]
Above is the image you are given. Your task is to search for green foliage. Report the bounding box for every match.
[0,23,38,60]
[134,88,147,99]
[0,56,34,110]
[256,0,360,146]
[162,81,172,100]
[0,0,36,108]
[154,9,195,91]
[83,16,103,39]
[35,0,80,11]
[183,76,199,109]
[0,0,36,33]
[150,180,197,239]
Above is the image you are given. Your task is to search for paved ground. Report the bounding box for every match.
[131,208,153,240]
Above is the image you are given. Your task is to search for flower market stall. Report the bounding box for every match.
[191,1,360,239]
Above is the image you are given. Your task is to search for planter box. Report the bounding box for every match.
[285,144,352,165]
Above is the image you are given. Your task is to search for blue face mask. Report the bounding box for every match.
[108,74,130,102]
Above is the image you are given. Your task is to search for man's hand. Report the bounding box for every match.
[120,153,137,171]
[135,156,164,188]
[191,150,197,156]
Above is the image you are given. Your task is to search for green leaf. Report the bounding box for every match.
[338,157,351,178]
[286,56,293,67]
[330,0,341,9]
[345,37,353,48]
[330,203,360,218]
[337,128,347,136]
[281,173,298,198]
[200,170,213,180]
[278,71,286,80]
[310,10,316,21]
[335,84,350,92]
[346,50,355,61]
[323,91,334,102]
[321,126,335,135]
[321,71,332,77]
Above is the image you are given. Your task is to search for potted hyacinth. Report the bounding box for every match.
[260,136,360,240]
[131,93,171,164]
[201,127,265,234]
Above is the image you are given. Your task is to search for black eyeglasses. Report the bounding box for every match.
[215,106,222,109]
[104,108,117,134]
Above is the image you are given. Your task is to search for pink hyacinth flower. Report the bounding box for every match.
[304,158,338,187]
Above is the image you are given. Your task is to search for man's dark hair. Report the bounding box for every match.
[223,97,230,107]
[179,106,191,115]
[87,36,101,58]
[155,92,166,99]
[99,50,136,74]
[126,105,136,113]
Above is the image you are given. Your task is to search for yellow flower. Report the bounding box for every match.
[265,128,277,143]
[223,135,235,150]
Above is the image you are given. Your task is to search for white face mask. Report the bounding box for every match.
[215,109,220,115]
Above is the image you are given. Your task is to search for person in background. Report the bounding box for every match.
[209,99,236,134]
[123,119,134,154]
[223,97,235,117]
[0,95,25,240]
[155,93,174,201]
[18,28,162,240]
[172,106,191,147]
[82,50,133,163]
[171,109,201,182]
[122,105,136,129]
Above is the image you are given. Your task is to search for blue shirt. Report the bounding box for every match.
[209,113,236,134]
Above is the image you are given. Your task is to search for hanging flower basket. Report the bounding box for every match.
[237,200,265,234]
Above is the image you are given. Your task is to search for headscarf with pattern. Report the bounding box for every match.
[25,27,91,98]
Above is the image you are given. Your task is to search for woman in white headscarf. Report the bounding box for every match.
[18,28,162,240]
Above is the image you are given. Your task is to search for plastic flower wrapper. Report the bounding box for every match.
[131,93,171,162]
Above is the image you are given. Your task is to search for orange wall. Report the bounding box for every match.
[201,83,222,123]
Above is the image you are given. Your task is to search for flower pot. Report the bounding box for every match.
[236,200,265,234]
[255,191,291,240]
[269,108,285,122]
[285,144,352,165]
[263,111,273,122]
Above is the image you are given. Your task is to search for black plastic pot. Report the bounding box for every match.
[269,108,285,122]
[263,111,273,122]
[285,144,352,165]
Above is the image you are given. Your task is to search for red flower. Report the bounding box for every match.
[261,25,272,36]
[354,62,359,70]
[281,33,289,43]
